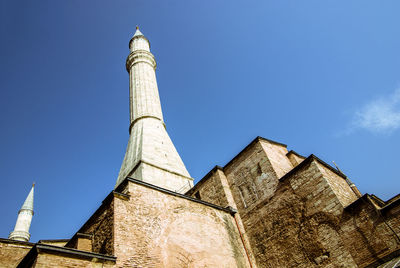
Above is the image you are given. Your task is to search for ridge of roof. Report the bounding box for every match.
[286,150,306,159]
[279,154,348,182]
[189,136,288,194]
[186,165,223,196]
[224,136,286,171]
[38,239,69,243]
[17,243,116,267]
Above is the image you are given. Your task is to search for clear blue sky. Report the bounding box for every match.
[1,1,399,242]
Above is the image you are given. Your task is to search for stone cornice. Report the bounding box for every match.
[126,50,156,71]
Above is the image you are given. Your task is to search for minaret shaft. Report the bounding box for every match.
[9,185,34,242]
[129,53,163,128]
[116,28,193,193]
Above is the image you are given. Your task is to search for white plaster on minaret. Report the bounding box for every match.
[9,184,34,242]
[116,27,193,193]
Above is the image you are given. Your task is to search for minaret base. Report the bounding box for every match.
[116,117,193,193]
[9,230,30,242]
[129,161,193,193]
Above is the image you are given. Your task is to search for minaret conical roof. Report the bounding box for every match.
[133,26,144,37]
[21,184,34,211]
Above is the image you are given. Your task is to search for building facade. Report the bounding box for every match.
[1,29,399,268]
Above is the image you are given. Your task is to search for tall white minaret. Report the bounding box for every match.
[9,184,34,242]
[116,27,193,193]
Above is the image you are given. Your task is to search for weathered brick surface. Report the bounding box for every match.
[38,240,68,247]
[188,168,259,267]
[224,140,280,213]
[258,140,293,178]
[316,162,358,207]
[192,137,400,267]
[2,137,397,267]
[32,252,114,268]
[189,168,230,207]
[0,240,33,267]
[113,180,251,268]
[340,198,400,267]
[232,160,357,267]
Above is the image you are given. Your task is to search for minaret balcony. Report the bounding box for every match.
[126,50,156,71]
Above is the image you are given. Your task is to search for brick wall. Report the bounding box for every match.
[190,137,397,267]
[192,137,400,267]
[188,167,230,207]
[33,252,114,268]
[341,197,400,267]
[0,240,33,268]
[113,180,252,267]
[224,140,280,214]
[316,161,358,207]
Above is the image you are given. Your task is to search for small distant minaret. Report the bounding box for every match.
[116,27,193,193]
[9,184,34,242]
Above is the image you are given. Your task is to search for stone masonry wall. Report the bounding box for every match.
[199,138,366,267]
[187,168,259,267]
[258,140,293,178]
[189,137,399,267]
[235,159,358,267]
[286,151,305,167]
[224,141,280,214]
[189,168,230,207]
[340,198,400,267]
[316,162,358,207]
[113,180,251,268]
[0,240,33,268]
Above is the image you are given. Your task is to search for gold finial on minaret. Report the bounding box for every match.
[136,26,139,30]
[32,182,35,187]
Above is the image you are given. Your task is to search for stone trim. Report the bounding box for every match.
[344,194,372,211]
[123,160,194,183]
[37,244,116,261]
[385,193,400,205]
[0,238,34,246]
[126,50,156,71]
[364,248,400,268]
[142,160,194,181]
[17,244,116,267]
[38,239,69,244]
[18,208,34,215]
[76,233,92,239]
[381,197,400,213]
[113,191,130,201]
[345,193,400,213]
[129,115,165,133]
[370,194,386,207]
